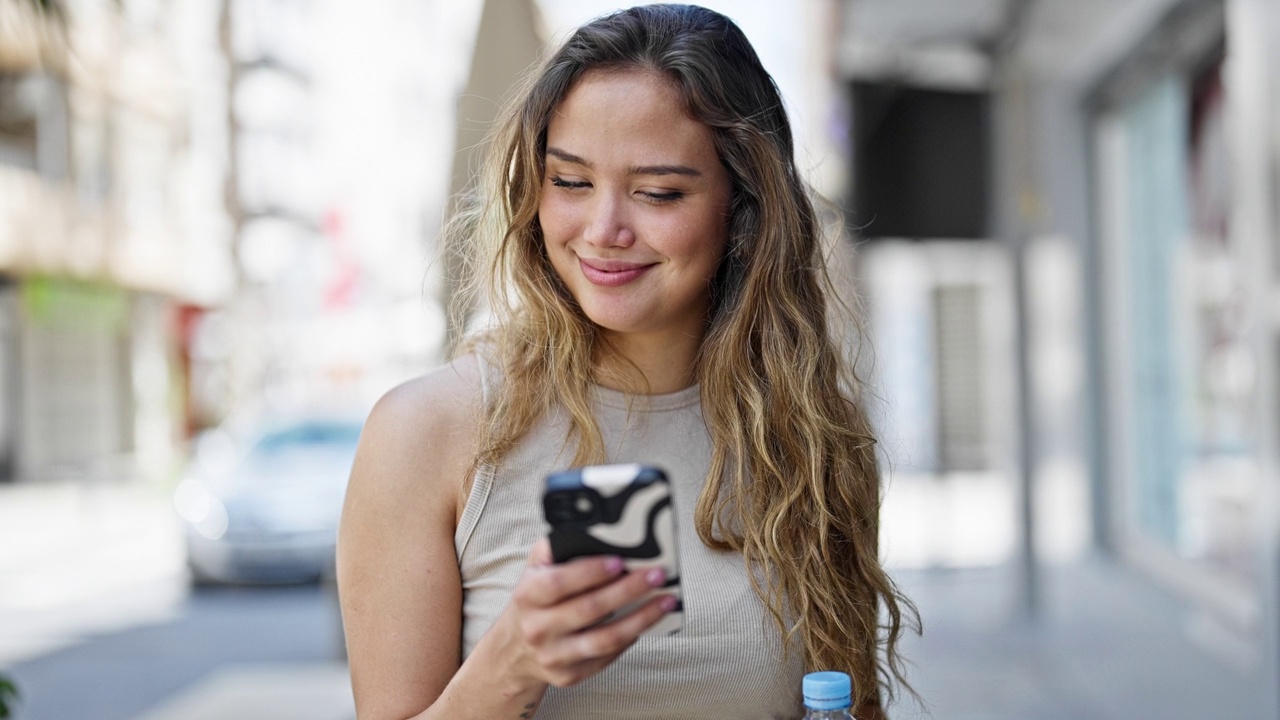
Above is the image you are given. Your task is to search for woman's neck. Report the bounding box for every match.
[595,328,702,395]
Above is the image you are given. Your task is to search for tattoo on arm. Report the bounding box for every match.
[518,702,538,718]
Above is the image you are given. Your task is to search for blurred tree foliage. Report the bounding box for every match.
[0,675,16,719]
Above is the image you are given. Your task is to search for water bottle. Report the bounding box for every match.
[802,670,855,719]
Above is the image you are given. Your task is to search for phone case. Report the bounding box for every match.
[542,463,683,635]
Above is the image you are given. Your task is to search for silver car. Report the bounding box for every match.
[175,419,363,585]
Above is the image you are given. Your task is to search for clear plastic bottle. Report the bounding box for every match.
[802,670,855,719]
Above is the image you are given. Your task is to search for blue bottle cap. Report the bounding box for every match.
[803,671,852,710]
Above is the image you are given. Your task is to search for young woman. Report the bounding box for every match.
[337,5,916,719]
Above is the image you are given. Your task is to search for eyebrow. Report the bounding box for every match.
[546,146,703,178]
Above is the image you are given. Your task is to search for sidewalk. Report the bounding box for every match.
[130,663,353,720]
[0,479,355,720]
[0,479,187,665]
[890,558,1271,720]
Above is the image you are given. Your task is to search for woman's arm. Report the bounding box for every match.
[337,361,481,718]
[337,358,676,719]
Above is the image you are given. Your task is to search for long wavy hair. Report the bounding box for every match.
[450,3,918,710]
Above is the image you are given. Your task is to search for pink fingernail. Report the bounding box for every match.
[660,595,678,612]
[645,568,666,586]
[604,556,624,574]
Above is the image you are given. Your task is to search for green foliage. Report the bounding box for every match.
[0,674,17,720]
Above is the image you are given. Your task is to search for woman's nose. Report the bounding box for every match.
[583,194,636,248]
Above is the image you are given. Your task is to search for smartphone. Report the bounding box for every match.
[542,463,683,635]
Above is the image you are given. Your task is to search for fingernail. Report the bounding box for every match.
[660,595,678,612]
[604,556,624,574]
[645,568,666,586]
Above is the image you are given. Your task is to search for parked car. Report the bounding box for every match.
[175,418,363,585]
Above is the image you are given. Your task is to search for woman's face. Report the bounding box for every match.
[539,69,732,344]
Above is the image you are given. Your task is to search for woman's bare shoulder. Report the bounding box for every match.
[352,354,486,504]
[369,354,485,432]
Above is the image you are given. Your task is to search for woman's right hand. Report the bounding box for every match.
[485,538,678,691]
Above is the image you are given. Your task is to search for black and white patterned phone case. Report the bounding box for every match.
[542,464,683,635]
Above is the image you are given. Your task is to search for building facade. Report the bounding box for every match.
[0,0,235,485]
[841,0,1280,715]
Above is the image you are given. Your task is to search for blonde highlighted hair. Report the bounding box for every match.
[449,3,918,710]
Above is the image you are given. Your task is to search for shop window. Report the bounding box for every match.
[1094,14,1256,607]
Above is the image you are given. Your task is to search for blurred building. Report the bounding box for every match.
[0,0,482,484]
[0,0,234,484]
[0,0,561,484]
[839,0,1280,715]
[206,0,458,429]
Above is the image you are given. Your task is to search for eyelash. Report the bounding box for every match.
[550,176,589,190]
[549,176,684,204]
[644,190,684,203]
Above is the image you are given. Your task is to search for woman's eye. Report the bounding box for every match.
[641,190,684,203]
[550,176,589,189]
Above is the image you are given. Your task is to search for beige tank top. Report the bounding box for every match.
[454,364,805,719]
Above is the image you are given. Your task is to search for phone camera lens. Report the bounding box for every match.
[574,495,593,516]
[548,494,576,523]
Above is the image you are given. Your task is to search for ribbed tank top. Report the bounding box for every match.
[454,363,805,719]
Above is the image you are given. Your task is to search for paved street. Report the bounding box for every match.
[1,478,1272,719]
[892,561,1271,720]
[0,481,352,720]
[8,585,350,720]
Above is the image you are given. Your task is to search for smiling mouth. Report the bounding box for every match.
[578,258,656,287]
